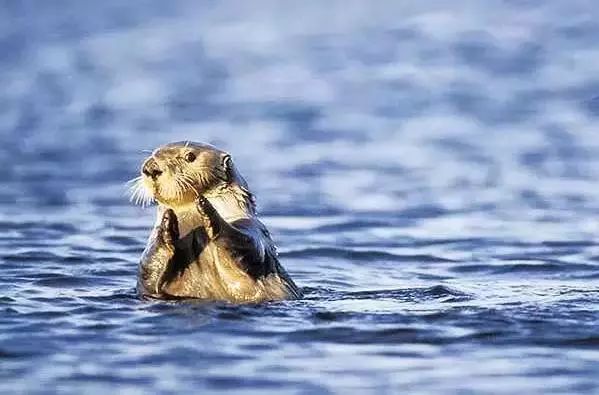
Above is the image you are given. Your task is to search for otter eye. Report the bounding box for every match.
[184,152,196,163]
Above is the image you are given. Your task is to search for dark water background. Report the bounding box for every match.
[2,1,599,394]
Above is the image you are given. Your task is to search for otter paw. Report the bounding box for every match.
[160,209,180,246]
[195,196,221,239]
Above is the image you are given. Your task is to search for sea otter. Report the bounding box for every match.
[130,141,302,303]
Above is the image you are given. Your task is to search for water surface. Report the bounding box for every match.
[1,1,599,394]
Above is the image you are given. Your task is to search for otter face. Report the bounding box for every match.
[132,142,231,209]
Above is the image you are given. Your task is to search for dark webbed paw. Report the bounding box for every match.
[138,208,180,296]
[160,208,180,248]
[196,196,222,239]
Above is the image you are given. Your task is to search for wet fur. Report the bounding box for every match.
[135,142,302,303]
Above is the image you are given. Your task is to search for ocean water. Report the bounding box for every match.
[1,1,599,394]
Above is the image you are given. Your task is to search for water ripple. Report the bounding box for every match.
[2,1,599,394]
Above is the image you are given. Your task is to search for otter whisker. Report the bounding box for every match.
[127,177,155,208]
[138,187,149,207]
[128,182,144,195]
[128,177,155,208]
[141,185,155,207]
[179,178,187,197]
[175,177,184,202]
[126,175,143,185]
[133,184,146,207]
[130,185,142,206]
[180,174,199,197]
[186,175,201,199]
[124,180,139,202]
[128,180,141,200]
[136,190,145,207]
[128,187,137,203]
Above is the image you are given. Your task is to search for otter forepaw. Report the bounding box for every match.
[159,209,179,250]
[138,208,180,296]
[195,196,222,239]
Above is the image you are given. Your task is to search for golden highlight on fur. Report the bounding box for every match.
[133,142,301,303]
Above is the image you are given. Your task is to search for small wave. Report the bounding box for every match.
[280,247,455,263]
[0,296,16,303]
[103,235,142,247]
[81,290,138,303]
[541,240,598,248]
[559,336,599,347]
[347,285,472,301]
[310,310,356,323]
[33,275,116,288]
[451,262,597,274]
[315,219,394,232]
[2,251,64,263]
[0,349,39,359]
[285,326,430,345]
[298,285,473,303]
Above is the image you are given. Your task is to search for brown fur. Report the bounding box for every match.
[135,142,302,303]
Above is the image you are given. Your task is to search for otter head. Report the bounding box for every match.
[131,142,255,219]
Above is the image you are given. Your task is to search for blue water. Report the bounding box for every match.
[2,1,599,394]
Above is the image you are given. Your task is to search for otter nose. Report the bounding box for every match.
[142,158,163,179]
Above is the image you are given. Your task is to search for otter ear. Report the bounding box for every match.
[222,154,234,181]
